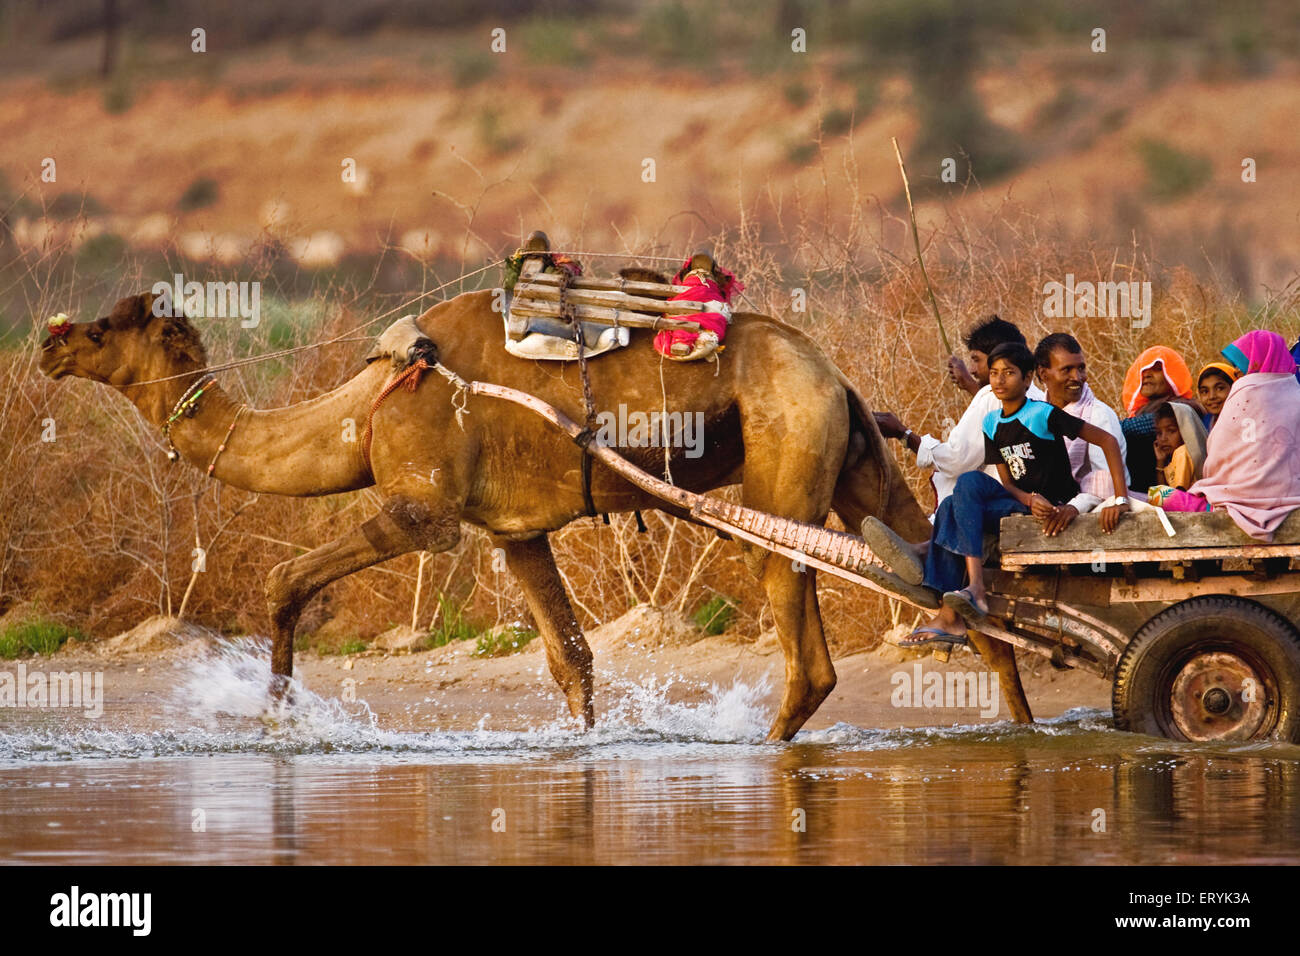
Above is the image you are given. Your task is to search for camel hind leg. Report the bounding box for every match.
[751,554,837,740]
[264,494,461,694]
[829,386,1035,721]
[736,359,848,740]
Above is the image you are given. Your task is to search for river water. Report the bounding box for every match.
[2,643,1298,865]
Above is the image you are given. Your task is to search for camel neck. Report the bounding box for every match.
[139,370,380,496]
[164,381,245,478]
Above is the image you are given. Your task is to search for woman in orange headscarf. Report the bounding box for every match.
[1119,346,1200,492]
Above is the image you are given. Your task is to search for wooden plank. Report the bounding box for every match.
[514,282,719,315]
[1108,574,1300,603]
[1000,510,1300,553]
[1002,545,1300,569]
[522,272,689,298]
[509,298,702,332]
[985,568,1112,606]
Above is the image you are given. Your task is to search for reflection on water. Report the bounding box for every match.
[2,639,1297,865]
[1,720,1298,864]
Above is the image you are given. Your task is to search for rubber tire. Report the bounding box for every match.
[1112,596,1300,742]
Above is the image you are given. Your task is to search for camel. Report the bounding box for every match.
[39,288,1033,739]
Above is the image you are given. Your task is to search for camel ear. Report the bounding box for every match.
[106,292,158,330]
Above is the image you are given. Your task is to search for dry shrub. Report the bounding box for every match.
[1,184,1295,656]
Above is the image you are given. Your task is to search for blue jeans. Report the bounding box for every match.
[923,471,1029,595]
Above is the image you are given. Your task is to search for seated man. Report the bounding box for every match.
[874,315,1044,517]
[900,342,1130,646]
[1032,333,1130,535]
[863,332,1130,584]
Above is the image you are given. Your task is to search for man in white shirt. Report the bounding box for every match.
[1032,332,1129,535]
[874,315,1044,517]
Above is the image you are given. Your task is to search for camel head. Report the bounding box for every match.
[39,292,207,390]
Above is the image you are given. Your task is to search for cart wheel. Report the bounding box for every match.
[1113,596,1300,742]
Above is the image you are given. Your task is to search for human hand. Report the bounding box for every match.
[873,411,906,440]
[1042,504,1079,536]
[947,356,978,394]
[1100,500,1130,534]
[1029,493,1055,520]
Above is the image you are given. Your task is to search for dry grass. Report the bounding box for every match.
[1,172,1296,656]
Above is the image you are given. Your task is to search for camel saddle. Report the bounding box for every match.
[501,231,629,361]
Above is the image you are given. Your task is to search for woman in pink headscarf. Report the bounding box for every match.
[1157,330,1300,541]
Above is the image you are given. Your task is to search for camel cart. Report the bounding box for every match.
[472,380,1300,744]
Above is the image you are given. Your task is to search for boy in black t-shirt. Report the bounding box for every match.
[903,342,1130,646]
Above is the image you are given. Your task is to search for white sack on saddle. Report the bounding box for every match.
[504,324,629,361]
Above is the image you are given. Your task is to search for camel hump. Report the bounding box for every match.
[524,230,550,253]
[366,315,437,370]
[619,266,670,285]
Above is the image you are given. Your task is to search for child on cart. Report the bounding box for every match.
[900,342,1131,646]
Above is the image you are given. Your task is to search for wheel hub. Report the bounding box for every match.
[1169,651,1270,741]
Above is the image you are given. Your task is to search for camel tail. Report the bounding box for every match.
[831,369,933,544]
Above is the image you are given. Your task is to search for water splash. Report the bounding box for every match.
[597,673,772,743]
[8,639,1293,765]
[0,638,776,762]
[171,637,380,739]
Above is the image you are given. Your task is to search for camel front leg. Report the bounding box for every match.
[966,631,1033,723]
[264,494,461,695]
[496,534,595,727]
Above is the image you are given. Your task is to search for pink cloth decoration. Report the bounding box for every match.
[1184,358,1300,540]
[1157,488,1212,512]
[653,260,742,358]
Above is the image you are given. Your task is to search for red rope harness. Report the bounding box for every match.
[362,358,431,471]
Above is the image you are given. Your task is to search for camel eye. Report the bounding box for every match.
[86,328,103,345]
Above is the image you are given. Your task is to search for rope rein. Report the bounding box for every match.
[360,357,472,472]
[431,361,471,427]
[361,359,432,471]
[129,261,499,388]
